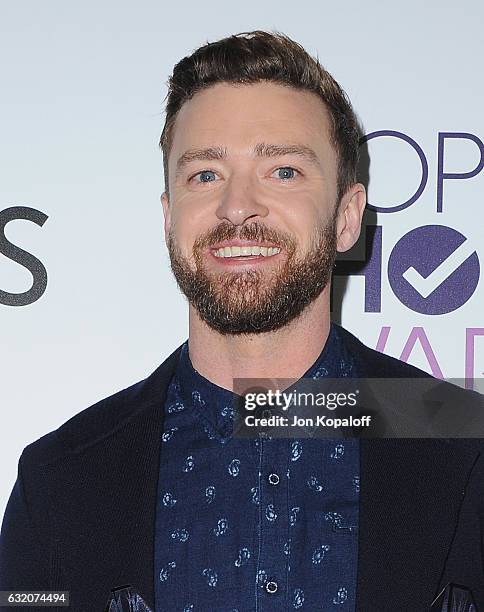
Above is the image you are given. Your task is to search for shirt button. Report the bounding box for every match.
[268,472,280,485]
[265,580,278,594]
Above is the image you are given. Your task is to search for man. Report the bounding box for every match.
[1,30,483,612]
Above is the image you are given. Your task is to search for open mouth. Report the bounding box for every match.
[212,245,281,259]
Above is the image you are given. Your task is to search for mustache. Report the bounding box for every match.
[193,221,297,252]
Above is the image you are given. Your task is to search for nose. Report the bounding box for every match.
[215,174,269,226]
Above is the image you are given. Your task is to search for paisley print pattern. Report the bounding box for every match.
[155,324,359,610]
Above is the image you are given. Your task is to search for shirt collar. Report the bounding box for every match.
[175,322,355,442]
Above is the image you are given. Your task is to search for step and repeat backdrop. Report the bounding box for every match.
[1,1,482,514]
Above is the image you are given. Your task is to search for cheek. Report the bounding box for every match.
[277,190,329,243]
[169,204,212,257]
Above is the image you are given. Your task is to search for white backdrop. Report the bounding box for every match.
[1,0,482,516]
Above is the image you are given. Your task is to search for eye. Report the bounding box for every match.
[191,170,218,183]
[272,166,299,180]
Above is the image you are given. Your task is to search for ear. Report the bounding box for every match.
[161,191,171,242]
[335,183,367,253]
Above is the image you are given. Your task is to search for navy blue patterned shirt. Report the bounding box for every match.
[154,323,360,611]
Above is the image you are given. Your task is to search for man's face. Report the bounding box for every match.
[162,81,359,334]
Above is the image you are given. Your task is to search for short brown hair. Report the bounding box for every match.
[160,30,360,203]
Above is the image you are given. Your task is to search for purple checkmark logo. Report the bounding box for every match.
[388,225,480,314]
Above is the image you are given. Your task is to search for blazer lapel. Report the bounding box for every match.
[52,346,182,611]
[108,347,183,609]
[340,327,483,609]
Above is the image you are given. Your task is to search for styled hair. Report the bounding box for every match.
[160,30,360,202]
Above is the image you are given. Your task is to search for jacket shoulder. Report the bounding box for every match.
[336,324,433,378]
[337,324,484,447]
[19,345,183,468]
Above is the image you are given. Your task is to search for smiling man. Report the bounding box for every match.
[1,30,483,612]
[162,78,362,367]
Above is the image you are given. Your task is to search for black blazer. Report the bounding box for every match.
[1,325,483,611]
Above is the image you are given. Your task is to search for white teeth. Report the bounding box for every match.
[214,246,281,258]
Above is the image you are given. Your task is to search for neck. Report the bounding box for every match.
[187,287,331,392]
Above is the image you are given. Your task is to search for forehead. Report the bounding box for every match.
[169,81,334,162]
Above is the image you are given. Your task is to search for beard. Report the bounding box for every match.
[167,215,337,335]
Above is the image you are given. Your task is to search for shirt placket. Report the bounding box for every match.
[255,437,289,611]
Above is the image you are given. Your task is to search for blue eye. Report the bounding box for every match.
[196,170,217,183]
[276,167,297,180]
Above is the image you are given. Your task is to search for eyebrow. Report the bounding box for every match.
[175,142,321,175]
